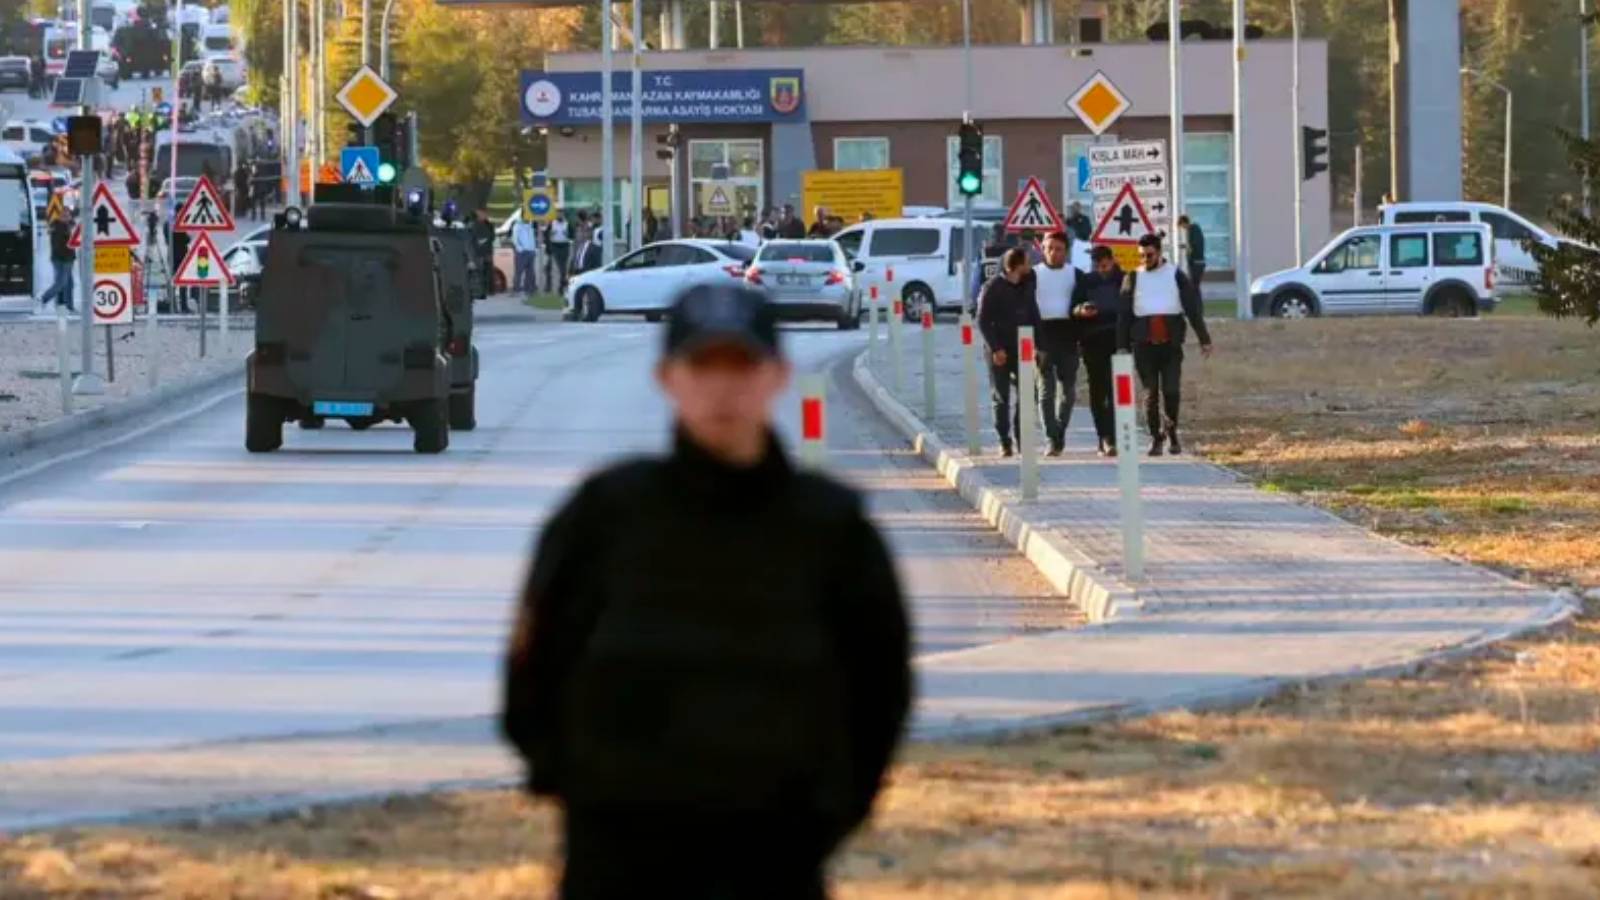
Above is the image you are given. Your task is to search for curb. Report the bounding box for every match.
[851,351,1139,623]
[0,362,244,464]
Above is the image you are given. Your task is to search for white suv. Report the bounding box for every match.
[1251,223,1496,318]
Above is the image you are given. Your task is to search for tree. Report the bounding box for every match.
[1530,133,1600,326]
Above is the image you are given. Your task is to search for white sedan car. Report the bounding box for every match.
[565,239,757,322]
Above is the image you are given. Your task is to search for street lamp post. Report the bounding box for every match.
[1462,68,1512,210]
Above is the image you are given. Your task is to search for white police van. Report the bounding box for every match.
[1250,222,1496,318]
[1378,201,1556,289]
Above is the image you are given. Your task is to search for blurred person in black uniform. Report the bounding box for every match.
[502,283,911,900]
[1117,233,1214,457]
[976,248,1040,457]
[470,208,496,295]
[1066,201,1093,243]
[1072,245,1123,456]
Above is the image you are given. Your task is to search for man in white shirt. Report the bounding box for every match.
[548,215,572,292]
[1033,231,1081,456]
[738,216,762,248]
[512,215,539,295]
[1116,233,1214,456]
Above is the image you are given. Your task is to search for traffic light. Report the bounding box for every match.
[345,119,364,148]
[1301,125,1329,182]
[370,113,400,183]
[957,121,983,198]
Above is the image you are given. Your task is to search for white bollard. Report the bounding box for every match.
[960,311,979,455]
[1018,326,1039,500]
[799,374,826,468]
[920,307,936,421]
[1111,352,1145,581]
[889,291,904,395]
[219,280,230,356]
[56,305,71,416]
[867,284,880,360]
[147,270,160,389]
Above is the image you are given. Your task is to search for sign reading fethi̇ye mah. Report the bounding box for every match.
[521,68,807,125]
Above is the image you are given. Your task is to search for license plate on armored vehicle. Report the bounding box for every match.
[313,401,375,417]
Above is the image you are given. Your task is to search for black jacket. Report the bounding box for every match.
[778,217,806,239]
[1116,265,1213,351]
[1071,267,1122,345]
[977,274,1041,358]
[502,432,910,838]
[48,219,73,262]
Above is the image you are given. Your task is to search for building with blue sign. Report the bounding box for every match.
[534,10,1330,278]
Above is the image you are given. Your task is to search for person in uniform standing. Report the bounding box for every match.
[1072,245,1123,457]
[502,283,911,900]
[1117,233,1214,457]
[1032,231,1081,456]
[977,248,1040,457]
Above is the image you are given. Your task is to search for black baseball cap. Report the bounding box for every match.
[663,283,782,359]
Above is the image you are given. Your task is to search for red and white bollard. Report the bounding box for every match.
[889,290,904,394]
[799,374,827,468]
[1111,352,1145,580]
[1018,326,1039,500]
[959,311,979,455]
[867,284,881,357]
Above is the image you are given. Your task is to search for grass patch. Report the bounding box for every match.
[522,293,564,311]
[8,316,1600,898]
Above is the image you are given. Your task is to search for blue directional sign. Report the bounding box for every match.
[1077,155,1091,192]
[527,192,551,218]
[341,146,380,186]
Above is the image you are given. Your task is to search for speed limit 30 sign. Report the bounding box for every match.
[93,275,133,325]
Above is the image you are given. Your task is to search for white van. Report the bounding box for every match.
[1250,222,1496,318]
[832,217,985,319]
[1378,201,1555,289]
[201,23,236,57]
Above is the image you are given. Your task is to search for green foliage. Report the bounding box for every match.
[1531,132,1600,326]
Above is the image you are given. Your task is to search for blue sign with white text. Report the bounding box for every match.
[528,193,551,217]
[520,68,806,126]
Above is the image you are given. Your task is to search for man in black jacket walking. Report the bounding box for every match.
[977,248,1040,456]
[502,283,911,900]
[1118,233,1214,456]
[1072,246,1123,456]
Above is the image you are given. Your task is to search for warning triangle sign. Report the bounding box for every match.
[1090,181,1158,244]
[174,175,235,232]
[1003,176,1066,234]
[69,183,141,249]
[173,231,235,287]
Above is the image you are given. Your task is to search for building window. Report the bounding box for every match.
[1061,134,1118,224]
[834,137,890,171]
[556,178,632,237]
[1182,133,1232,268]
[689,139,763,221]
[946,134,1003,208]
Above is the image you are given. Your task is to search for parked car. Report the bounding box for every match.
[1250,222,1496,318]
[0,56,30,91]
[202,54,243,91]
[564,239,755,322]
[224,223,269,307]
[2,120,57,162]
[1378,200,1562,290]
[745,239,862,329]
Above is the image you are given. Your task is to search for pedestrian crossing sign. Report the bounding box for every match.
[341,146,380,186]
[174,175,235,232]
[1003,176,1065,234]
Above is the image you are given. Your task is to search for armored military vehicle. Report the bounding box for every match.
[430,226,479,430]
[246,202,475,454]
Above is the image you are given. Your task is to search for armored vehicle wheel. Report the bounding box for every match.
[299,416,326,430]
[411,398,450,454]
[245,394,283,453]
[449,386,477,431]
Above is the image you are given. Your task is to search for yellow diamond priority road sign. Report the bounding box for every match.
[337,65,398,128]
[1066,70,1130,136]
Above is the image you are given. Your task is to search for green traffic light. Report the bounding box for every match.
[959,172,982,196]
[378,162,398,184]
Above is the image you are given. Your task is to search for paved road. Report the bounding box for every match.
[0,318,1071,829]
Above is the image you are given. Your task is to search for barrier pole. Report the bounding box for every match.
[56,305,71,415]
[799,374,826,468]
[867,283,880,361]
[219,280,229,355]
[889,293,903,395]
[920,308,936,420]
[1018,326,1038,500]
[960,311,979,455]
[1112,352,1145,581]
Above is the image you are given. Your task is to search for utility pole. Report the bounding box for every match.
[1231,0,1250,319]
[960,0,973,322]
[1168,0,1185,266]
[73,0,102,395]
[735,0,744,48]
[287,0,301,207]
[600,0,615,265]
[629,0,642,252]
[1354,142,1364,225]
[1291,0,1303,264]
[709,0,719,49]
[1583,0,1592,213]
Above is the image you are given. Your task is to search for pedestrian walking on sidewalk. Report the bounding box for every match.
[1117,233,1214,457]
[511,215,538,294]
[39,209,75,313]
[502,282,911,900]
[1179,214,1207,288]
[977,248,1041,457]
[1033,231,1082,456]
[1073,245,1122,457]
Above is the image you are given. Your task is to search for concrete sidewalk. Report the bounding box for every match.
[860,326,1577,739]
